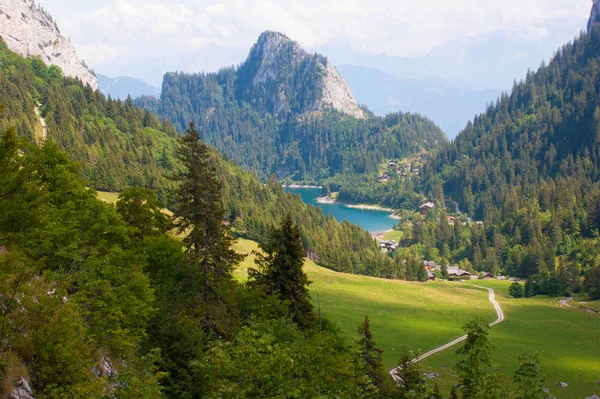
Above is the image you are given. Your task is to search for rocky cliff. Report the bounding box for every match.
[589,0,600,33]
[0,0,97,90]
[241,31,365,119]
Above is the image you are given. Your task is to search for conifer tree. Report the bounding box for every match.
[455,319,493,399]
[395,348,426,398]
[171,122,243,335]
[356,316,390,396]
[251,212,315,329]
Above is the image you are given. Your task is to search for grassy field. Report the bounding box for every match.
[232,238,495,366]
[97,191,120,204]
[96,191,599,398]
[381,230,405,241]
[233,239,600,399]
[421,280,600,399]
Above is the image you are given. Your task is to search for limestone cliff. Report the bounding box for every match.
[241,31,365,119]
[589,0,600,33]
[0,0,98,90]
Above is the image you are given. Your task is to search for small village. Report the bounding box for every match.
[378,157,426,183]
[376,199,506,282]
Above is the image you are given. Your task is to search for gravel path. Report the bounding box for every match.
[390,285,504,382]
[34,105,47,142]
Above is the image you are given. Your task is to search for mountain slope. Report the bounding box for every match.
[145,31,447,182]
[407,27,600,282]
[0,0,97,89]
[0,38,401,280]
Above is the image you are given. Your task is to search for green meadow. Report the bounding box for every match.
[234,239,600,399]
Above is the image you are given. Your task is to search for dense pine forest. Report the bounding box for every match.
[138,34,446,183]
[380,29,600,298]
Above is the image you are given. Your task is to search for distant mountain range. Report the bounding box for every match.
[97,74,160,100]
[337,65,502,138]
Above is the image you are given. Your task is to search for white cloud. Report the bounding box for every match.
[39,0,591,83]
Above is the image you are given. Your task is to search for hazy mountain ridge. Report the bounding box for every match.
[337,64,503,138]
[0,0,98,90]
[97,74,160,100]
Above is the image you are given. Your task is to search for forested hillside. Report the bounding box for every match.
[0,38,178,198]
[392,28,600,297]
[0,38,410,281]
[139,32,446,182]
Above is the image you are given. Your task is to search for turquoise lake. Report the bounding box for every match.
[284,187,397,233]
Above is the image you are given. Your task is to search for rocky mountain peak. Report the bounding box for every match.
[0,0,98,90]
[589,0,600,33]
[242,31,365,119]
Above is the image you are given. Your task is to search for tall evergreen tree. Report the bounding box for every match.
[172,122,243,336]
[250,213,315,329]
[395,348,427,398]
[455,319,493,399]
[356,316,391,396]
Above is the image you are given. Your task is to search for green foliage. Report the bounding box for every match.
[509,282,525,298]
[395,348,427,399]
[116,187,172,239]
[455,319,493,399]
[513,352,548,399]
[113,349,165,399]
[250,213,316,329]
[0,39,179,197]
[171,123,244,337]
[584,262,600,299]
[356,316,393,396]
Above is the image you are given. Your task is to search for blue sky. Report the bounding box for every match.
[40,0,590,85]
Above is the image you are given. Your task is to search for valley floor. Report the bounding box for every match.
[233,238,600,399]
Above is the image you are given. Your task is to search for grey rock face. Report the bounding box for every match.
[8,378,34,399]
[249,31,365,119]
[0,0,98,90]
[589,0,600,33]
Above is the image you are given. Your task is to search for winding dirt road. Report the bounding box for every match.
[390,285,504,381]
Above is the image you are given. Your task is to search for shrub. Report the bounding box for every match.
[509,282,525,298]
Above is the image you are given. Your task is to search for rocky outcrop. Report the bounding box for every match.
[245,31,365,119]
[0,0,97,90]
[8,378,34,399]
[589,0,600,33]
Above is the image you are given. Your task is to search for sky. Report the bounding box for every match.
[40,0,591,86]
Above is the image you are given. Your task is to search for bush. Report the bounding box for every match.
[509,282,525,298]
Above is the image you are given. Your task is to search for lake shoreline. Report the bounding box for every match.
[317,196,401,219]
[283,184,323,189]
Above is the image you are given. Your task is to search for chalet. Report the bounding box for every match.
[379,240,399,251]
[424,260,436,269]
[447,266,471,278]
[419,202,435,216]
[378,172,390,183]
[448,216,456,225]
[427,271,436,281]
[388,160,396,167]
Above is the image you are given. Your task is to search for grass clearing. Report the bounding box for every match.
[381,230,404,241]
[233,240,600,399]
[419,280,600,399]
